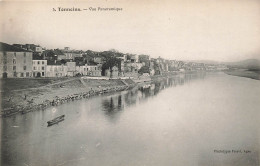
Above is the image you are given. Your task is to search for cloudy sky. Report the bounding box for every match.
[1,0,260,62]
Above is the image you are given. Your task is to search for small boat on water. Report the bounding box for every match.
[47,115,65,126]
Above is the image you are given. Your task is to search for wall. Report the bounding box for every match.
[0,51,32,78]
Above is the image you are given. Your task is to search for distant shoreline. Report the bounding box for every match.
[224,69,260,80]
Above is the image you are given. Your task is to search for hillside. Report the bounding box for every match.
[225,59,260,70]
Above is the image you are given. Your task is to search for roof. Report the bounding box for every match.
[33,53,44,60]
[63,51,82,54]
[47,60,64,65]
[0,42,32,52]
[75,57,86,66]
[86,61,98,66]
[42,49,64,57]
[53,49,64,55]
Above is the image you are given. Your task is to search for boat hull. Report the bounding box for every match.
[47,115,65,127]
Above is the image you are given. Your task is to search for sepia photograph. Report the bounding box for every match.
[0,0,260,165]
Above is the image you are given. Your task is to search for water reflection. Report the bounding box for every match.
[101,72,207,115]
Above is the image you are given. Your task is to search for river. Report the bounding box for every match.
[1,72,259,166]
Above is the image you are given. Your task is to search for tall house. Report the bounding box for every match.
[0,42,33,78]
[32,60,47,77]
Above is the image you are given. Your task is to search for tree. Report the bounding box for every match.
[101,57,121,76]
[138,66,150,74]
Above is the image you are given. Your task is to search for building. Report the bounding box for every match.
[42,49,64,61]
[32,45,42,53]
[93,56,103,64]
[130,54,138,63]
[13,44,43,53]
[104,66,119,78]
[46,64,68,77]
[116,54,127,62]
[76,65,87,76]
[111,66,119,78]
[125,62,143,72]
[66,61,76,76]
[0,42,33,78]
[62,49,83,60]
[85,63,101,76]
[32,60,47,77]
[63,52,80,60]
[51,49,66,60]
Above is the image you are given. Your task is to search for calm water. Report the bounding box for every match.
[1,72,260,166]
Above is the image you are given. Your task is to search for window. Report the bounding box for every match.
[34,67,36,70]
[13,59,16,64]
[42,67,44,70]
[24,66,26,70]
[42,72,45,76]
[14,52,16,57]
[38,61,40,64]
[26,72,29,77]
[13,72,17,77]
[21,73,24,77]
[24,58,26,63]
[13,66,16,71]
[42,61,45,64]
[3,66,7,71]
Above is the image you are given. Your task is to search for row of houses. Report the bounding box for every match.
[0,42,102,78]
[0,42,227,78]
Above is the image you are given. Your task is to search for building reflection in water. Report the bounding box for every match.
[101,72,206,116]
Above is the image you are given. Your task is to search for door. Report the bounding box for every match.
[2,72,8,78]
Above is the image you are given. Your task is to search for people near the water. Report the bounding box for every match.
[9,84,129,115]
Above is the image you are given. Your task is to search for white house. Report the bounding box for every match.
[32,60,47,77]
[46,64,68,77]
[66,61,76,76]
[86,64,101,76]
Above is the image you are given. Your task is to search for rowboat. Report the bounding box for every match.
[47,115,65,126]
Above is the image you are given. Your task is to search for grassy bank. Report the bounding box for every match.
[224,69,260,80]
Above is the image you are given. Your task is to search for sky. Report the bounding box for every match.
[0,0,260,62]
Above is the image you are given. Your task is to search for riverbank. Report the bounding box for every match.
[0,71,210,117]
[0,77,136,117]
[224,69,260,80]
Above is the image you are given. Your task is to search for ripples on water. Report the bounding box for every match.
[1,72,259,166]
